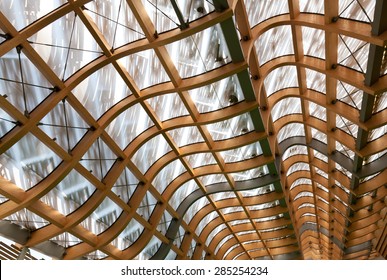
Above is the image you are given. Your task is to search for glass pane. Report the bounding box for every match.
[131,134,172,173]
[189,75,244,113]
[165,24,231,78]
[169,179,199,210]
[339,0,375,23]
[41,169,96,215]
[309,101,327,121]
[84,0,145,48]
[299,0,324,13]
[147,93,189,121]
[0,48,54,114]
[115,218,144,250]
[28,12,103,80]
[0,0,66,31]
[118,49,170,89]
[106,103,154,149]
[277,123,305,143]
[255,25,294,65]
[72,63,131,119]
[244,0,289,27]
[169,126,205,147]
[302,27,325,59]
[185,152,217,169]
[282,145,308,160]
[0,133,62,191]
[152,159,187,193]
[305,69,326,93]
[207,112,254,141]
[264,66,298,96]
[271,97,302,122]
[221,141,263,163]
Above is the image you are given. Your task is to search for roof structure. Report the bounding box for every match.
[0,0,386,260]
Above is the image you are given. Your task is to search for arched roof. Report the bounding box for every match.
[0,0,386,260]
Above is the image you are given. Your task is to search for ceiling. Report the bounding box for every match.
[0,0,386,260]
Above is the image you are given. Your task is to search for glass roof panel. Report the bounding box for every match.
[183,196,210,223]
[271,97,302,122]
[0,133,62,191]
[299,0,324,14]
[118,49,170,89]
[115,218,144,250]
[0,0,66,31]
[335,162,353,179]
[189,75,245,113]
[196,211,219,235]
[29,12,103,80]
[305,69,326,93]
[156,210,172,235]
[364,148,387,165]
[220,141,263,163]
[368,124,387,142]
[338,35,370,74]
[210,191,236,202]
[215,234,233,255]
[255,25,294,66]
[132,134,172,173]
[206,112,254,141]
[169,179,199,210]
[282,145,308,160]
[238,184,275,197]
[80,138,118,181]
[313,150,328,163]
[0,107,17,138]
[152,159,187,193]
[264,66,299,97]
[337,80,363,110]
[178,0,216,23]
[4,209,49,231]
[373,91,387,113]
[51,232,82,248]
[309,101,327,121]
[72,63,131,119]
[147,93,189,121]
[290,178,312,190]
[40,169,96,215]
[286,162,310,176]
[231,165,269,181]
[185,152,217,169]
[165,24,231,79]
[137,235,162,260]
[277,123,305,143]
[315,167,328,179]
[339,0,375,23]
[105,103,155,149]
[111,168,138,204]
[336,115,358,138]
[294,191,314,201]
[200,174,228,186]
[249,200,280,211]
[84,0,145,49]
[0,48,54,114]
[137,191,158,221]
[38,100,89,152]
[169,126,205,147]
[336,141,355,160]
[302,27,325,59]
[206,224,228,246]
[141,0,180,33]
[89,197,123,232]
[311,127,327,143]
[244,0,289,27]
